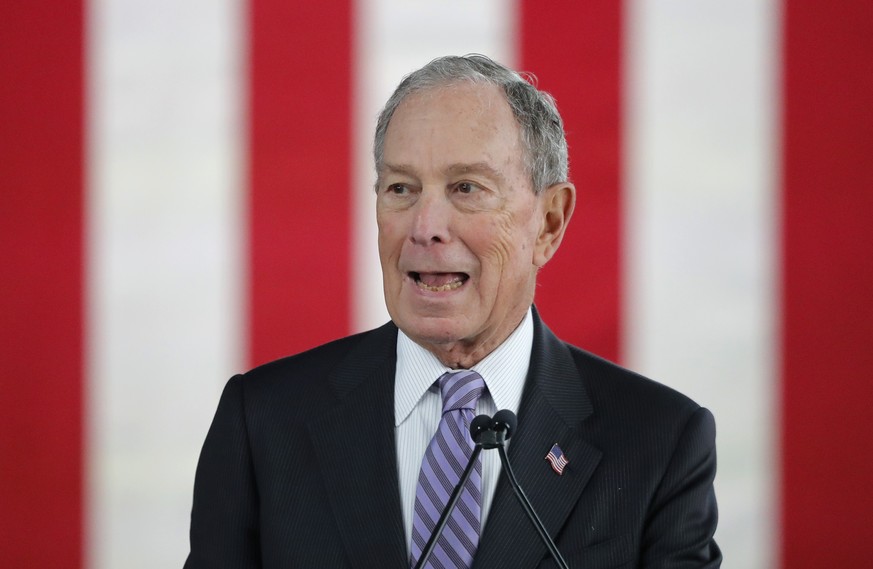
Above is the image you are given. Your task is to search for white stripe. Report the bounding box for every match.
[352,0,519,550]
[86,1,246,567]
[351,0,519,332]
[623,1,778,566]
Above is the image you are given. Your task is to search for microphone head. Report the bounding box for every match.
[470,414,493,442]
[492,409,518,439]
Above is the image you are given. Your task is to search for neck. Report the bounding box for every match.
[422,310,528,369]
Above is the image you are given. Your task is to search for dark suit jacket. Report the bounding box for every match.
[185,311,721,568]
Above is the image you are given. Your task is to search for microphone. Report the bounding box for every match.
[491,408,517,440]
[413,411,569,569]
[470,414,494,443]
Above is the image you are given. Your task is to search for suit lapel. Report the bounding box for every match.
[307,323,408,569]
[474,311,603,569]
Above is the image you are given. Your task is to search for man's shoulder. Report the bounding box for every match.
[252,323,392,372]
[531,311,700,423]
[234,321,397,404]
[565,342,701,414]
[556,338,715,458]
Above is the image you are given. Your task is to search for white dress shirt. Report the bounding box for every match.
[394,308,533,550]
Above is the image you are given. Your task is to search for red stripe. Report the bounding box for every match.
[248,0,352,366]
[0,2,84,566]
[519,0,623,363]
[781,0,873,565]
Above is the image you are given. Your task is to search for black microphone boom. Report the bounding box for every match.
[412,411,569,569]
[412,427,484,569]
[492,410,569,569]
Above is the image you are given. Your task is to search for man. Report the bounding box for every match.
[185,55,721,568]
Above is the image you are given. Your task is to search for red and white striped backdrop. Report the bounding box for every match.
[2,1,872,567]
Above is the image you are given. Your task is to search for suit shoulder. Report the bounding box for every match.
[234,322,396,405]
[560,343,717,476]
[566,343,705,422]
[246,328,373,377]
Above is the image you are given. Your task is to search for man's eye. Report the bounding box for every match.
[388,183,408,194]
[456,182,478,194]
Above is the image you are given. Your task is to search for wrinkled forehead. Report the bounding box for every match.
[391,81,519,129]
[379,84,528,187]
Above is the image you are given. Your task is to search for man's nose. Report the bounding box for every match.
[410,191,451,245]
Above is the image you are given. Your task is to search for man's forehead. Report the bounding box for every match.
[403,80,505,106]
[390,82,515,128]
[378,81,529,187]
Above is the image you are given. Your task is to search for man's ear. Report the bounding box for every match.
[533,182,575,267]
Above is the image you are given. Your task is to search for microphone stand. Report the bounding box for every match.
[412,444,484,569]
[495,443,569,569]
[413,417,569,569]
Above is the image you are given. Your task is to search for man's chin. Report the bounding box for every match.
[395,313,471,347]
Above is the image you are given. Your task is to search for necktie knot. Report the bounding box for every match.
[438,370,485,413]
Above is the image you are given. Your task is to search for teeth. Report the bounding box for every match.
[415,278,464,292]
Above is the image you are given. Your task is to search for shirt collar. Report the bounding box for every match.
[394,308,534,427]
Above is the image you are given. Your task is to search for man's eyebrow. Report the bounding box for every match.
[380,163,415,176]
[379,162,507,182]
[444,162,505,181]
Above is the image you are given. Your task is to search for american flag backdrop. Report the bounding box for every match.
[2,1,872,567]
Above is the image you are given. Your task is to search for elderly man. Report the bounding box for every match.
[185,55,721,569]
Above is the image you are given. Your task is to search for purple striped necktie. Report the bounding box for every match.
[410,370,486,569]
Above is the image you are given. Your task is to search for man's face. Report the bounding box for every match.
[376,82,548,366]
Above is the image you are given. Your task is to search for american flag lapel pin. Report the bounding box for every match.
[545,443,569,475]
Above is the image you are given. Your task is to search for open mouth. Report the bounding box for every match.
[410,271,469,292]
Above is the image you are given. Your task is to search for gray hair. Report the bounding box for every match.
[373,54,569,193]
